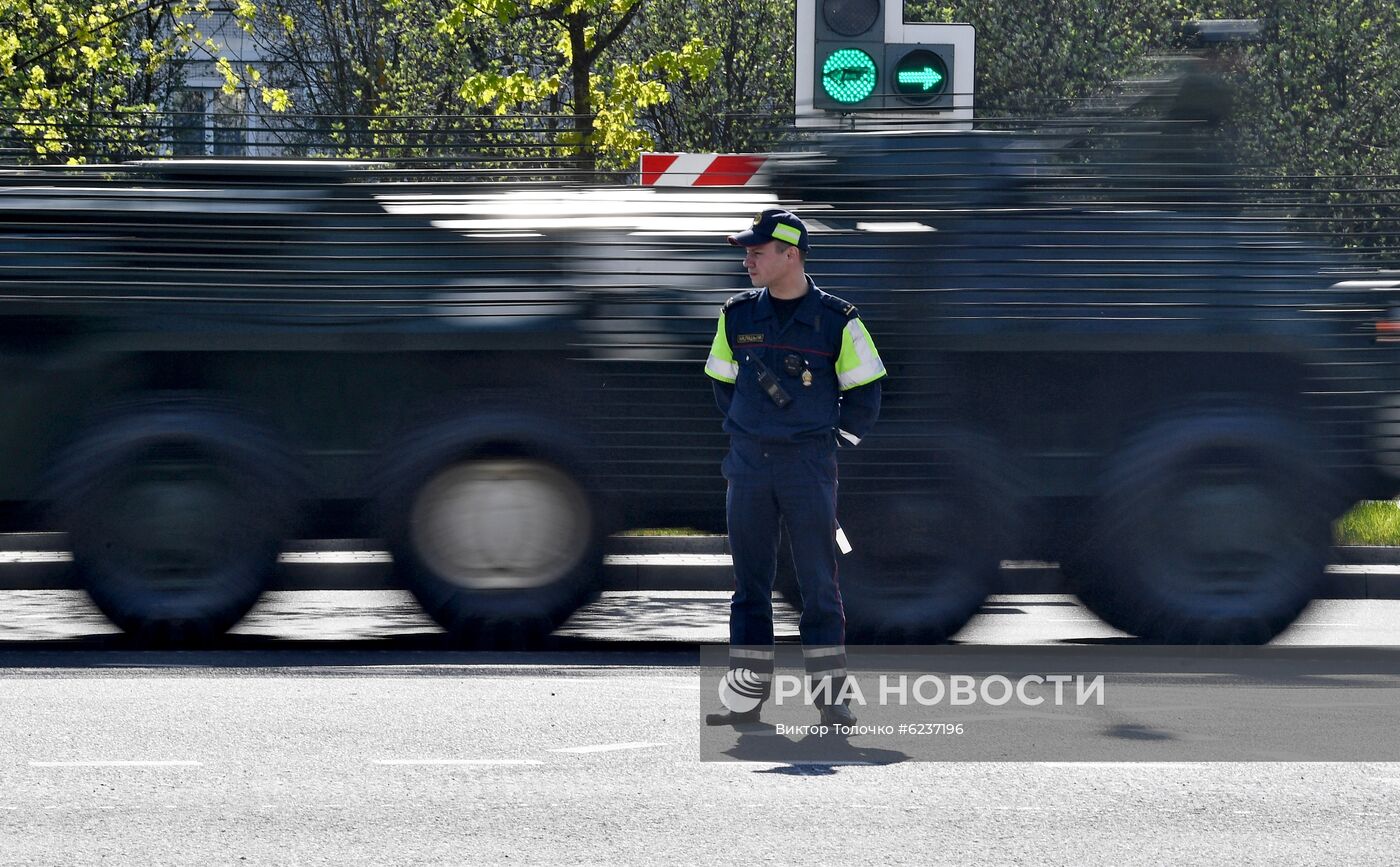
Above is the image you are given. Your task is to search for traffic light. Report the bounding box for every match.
[811,0,957,111]
[812,0,884,110]
[888,46,949,106]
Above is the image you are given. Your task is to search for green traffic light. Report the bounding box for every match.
[821,48,877,105]
[891,48,949,105]
[897,67,943,91]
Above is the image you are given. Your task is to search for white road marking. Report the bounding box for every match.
[0,552,71,563]
[29,761,201,767]
[1,548,1397,574]
[372,759,543,766]
[1328,565,1400,574]
[1040,618,1113,623]
[277,552,392,563]
[549,742,668,754]
[1037,762,1199,768]
[0,550,734,566]
[605,554,731,566]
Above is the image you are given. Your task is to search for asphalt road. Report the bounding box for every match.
[1,591,1399,864]
[1,655,1399,865]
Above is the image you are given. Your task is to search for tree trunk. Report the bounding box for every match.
[567,12,595,178]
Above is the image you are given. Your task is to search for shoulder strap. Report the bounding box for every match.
[722,289,761,313]
[818,291,858,320]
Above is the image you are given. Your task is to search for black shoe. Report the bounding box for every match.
[705,707,762,726]
[818,703,857,726]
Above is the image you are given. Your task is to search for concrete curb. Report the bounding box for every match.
[605,539,1400,598]
[1,534,1398,598]
[1334,545,1400,565]
[609,535,732,555]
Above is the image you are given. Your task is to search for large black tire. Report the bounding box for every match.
[777,429,1022,644]
[46,400,300,644]
[379,413,604,648]
[1073,408,1337,644]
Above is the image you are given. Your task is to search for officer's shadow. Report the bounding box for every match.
[721,725,908,774]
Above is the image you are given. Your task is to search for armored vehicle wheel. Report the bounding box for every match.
[382,417,604,648]
[48,402,298,645]
[1073,409,1334,644]
[777,431,1021,644]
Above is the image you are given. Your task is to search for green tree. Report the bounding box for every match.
[0,0,291,161]
[623,0,795,154]
[246,0,478,155]
[1229,1,1400,255]
[436,0,718,174]
[905,0,1398,255]
[906,0,1168,117]
[245,0,715,172]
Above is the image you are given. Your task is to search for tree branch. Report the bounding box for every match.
[16,0,187,69]
[587,0,644,63]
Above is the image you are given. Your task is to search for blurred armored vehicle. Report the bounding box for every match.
[0,161,767,645]
[1,90,1397,647]
[748,120,1400,645]
[603,67,1400,646]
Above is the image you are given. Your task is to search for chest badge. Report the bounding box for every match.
[736,333,764,345]
[782,352,813,386]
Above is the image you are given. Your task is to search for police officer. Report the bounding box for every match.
[703,208,885,727]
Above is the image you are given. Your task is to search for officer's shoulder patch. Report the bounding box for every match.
[722,289,761,312]
[818,292,858,319]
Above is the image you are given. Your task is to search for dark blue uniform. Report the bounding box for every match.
[705,277,885,698]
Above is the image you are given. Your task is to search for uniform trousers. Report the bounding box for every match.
[723,436,847,701]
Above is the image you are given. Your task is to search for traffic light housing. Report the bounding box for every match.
[812,0,884,110]
[811,0,957,111]
[886,43,954,109]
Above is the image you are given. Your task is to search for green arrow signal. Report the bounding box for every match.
[820,48,877,104]
[897,67,944,92]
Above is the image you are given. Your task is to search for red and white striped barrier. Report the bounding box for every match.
[639,153,769,186]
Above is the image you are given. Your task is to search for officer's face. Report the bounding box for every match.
[742,241,796,289]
